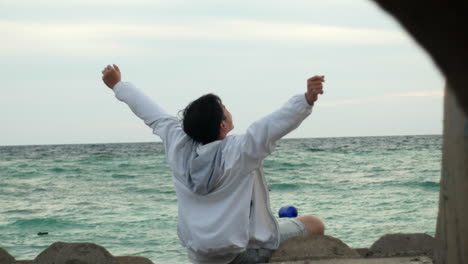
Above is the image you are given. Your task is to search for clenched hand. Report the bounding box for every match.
[102,64,121,89]
[305,75,325,105]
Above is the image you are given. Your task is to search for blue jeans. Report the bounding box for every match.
[230,219,307,264]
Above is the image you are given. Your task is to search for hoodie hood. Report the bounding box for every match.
[183,140,226,195]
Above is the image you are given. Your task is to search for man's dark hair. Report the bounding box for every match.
[182,93,225,144]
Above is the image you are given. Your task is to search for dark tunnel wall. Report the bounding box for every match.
[372,1,468,263]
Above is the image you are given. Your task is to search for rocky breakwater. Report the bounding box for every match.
[1,233,435,264]
[0,242,154,264]
[269,233,435,264]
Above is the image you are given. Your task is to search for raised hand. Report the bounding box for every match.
[305,75,325,105]
[101,64,121,89]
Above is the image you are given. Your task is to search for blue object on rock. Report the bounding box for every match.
[278,206,298,218]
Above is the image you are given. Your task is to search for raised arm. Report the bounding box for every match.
[232,75,325,172]
[101,64,187,145]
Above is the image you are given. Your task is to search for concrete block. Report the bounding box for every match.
[434,87,468,264]
[34,242,119,264]
[269,256,433,264]
[369,233,435,258]
[270,235,360,262]
[354,248,371,258]
[115,256,155,264]
[0,248,15,264]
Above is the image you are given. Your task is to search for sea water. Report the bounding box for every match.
[0,135,441,263]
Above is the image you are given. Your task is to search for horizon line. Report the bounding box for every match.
[0,134,442,147]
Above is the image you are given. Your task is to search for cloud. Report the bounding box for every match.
[0,19,408,55]
[2,0,156,4]
[321,90,444,107]
[393,91,444,97]
[320,97,383,107]
[0,21,130,54]
[224,20,407,44]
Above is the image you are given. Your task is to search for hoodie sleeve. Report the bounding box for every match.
[113,81,188,147]
[231,94,313,174]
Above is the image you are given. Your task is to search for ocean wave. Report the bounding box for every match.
[3,209,40,215]
[111,173,136,179]
[268,183,301,191]
[263,161,310,169]
[49,167,65,173]
[307,148,325,152]
[12,170,37,177]
[121,184,175,196]
[32,187,48,192]
[389,180,440,190]
[417,181,440,189]
[11,217,80,230]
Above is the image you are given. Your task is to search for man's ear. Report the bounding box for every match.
[220,120,226,130]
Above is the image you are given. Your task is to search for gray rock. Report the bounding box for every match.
[354,248,370,258]
[369,233,435,258]
[33,242,66,263]
[270,235,360,262]
[268,256,434,263]
[0,248,15,264]
[115,256,155,264]
[34,242,119,264]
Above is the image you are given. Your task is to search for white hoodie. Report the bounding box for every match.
[113,81,313,263]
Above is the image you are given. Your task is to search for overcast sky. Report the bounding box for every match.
[0,0,444,146]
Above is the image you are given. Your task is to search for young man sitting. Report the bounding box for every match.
[101,64,325,264]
